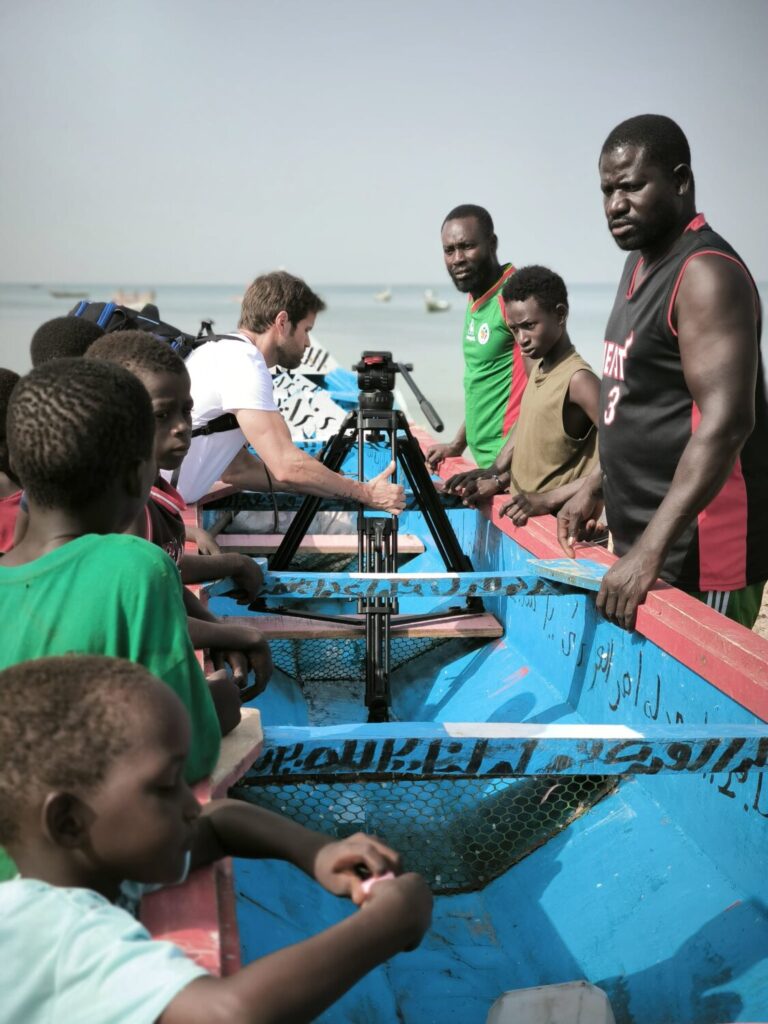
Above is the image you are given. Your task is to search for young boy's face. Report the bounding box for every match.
[139,369,193,472]
[504,296,566,361]
[71,690,200,891]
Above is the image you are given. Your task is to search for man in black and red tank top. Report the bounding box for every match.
[558,114,768,630]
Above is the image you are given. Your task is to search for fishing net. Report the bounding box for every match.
[268,633,457,683]
[232,773,617,894]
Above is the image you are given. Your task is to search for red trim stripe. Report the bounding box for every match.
[470,264,516,313]
[502,341,528,435]
[684,212,707,233]
[150,480,187,515]
[667,250,755,337]
[691,404,748,590]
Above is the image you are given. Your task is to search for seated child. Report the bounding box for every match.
[499,265,600,525]
[87,331,273,696]
[0,654,432,1023]
[30,315,105,366]
[0,369,21,553]
[0,357,228,789]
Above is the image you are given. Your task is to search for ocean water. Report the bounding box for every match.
[1,280,766,441]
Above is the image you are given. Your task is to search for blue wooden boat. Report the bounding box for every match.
[143,355,768,1024]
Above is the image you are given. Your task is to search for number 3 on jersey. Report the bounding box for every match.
[604,385,621,425]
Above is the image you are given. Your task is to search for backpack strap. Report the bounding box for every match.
[191,413,240,438]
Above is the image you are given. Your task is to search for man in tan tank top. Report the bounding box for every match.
[499,266,600,526]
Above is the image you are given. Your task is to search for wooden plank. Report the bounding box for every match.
[227,612,503,640]
[215,532,426,555]
[205,569,559,601]
[244,721,768,781]
[528,557,607,591]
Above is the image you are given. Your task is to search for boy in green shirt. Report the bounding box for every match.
[0,358,226,791]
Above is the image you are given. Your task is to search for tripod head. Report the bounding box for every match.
[353,351,444,432]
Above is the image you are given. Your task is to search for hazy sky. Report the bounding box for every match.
[1,0,766,285]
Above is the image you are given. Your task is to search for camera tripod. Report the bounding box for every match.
[269,353,479,722]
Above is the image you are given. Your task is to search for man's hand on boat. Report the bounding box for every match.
[443,466,508,506]
[594,543,664,631]
[500,489,553,525]
[424,437,464,471]
[558,469,661,631]
[363,460,407,514]
[556,472,605,557]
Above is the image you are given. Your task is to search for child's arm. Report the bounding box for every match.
[190,799,399,900]
[158,872,432,1024]
[161,875,430,1024]
[180,553,264,602]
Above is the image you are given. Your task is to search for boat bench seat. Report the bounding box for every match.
[226,612,503,640]
[487,982,616,1024]
[213,533,426,555]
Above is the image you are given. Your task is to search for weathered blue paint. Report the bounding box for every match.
[210,448,768,1023]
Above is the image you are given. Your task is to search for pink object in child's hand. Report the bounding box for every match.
[360,872,396,898]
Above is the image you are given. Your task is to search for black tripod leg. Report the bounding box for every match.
[396,417,474,573]
[271,412,357,570]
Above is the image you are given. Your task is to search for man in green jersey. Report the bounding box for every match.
[425,205,527,484]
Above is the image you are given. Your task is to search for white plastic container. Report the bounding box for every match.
[487,981,616,1024]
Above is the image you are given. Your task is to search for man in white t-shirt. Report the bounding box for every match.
[172,271,405,513]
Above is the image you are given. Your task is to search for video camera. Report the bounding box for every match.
[353,351,443,432]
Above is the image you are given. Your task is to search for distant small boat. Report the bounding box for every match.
[424,289,450,312]
[112,289,156,311]
[50,289,89,299]
[374,289,392,303]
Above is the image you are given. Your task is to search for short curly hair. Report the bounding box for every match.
[441,204,495,239]
[87,330,189,378]
[0,656,163,844]
[30,317,105,367]
[601,114,691,173]
[239,271,326,332]
[7,358,154,510]
[0,368,20,482]
[502,265,569,314]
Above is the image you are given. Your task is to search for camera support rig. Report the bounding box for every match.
[270,352,478,722]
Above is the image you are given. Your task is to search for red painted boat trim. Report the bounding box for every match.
[410,431,768,722]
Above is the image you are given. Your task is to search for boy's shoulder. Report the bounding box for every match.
[0,874,106,918]
[0,878,206,1024]
[0,534,176,582]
